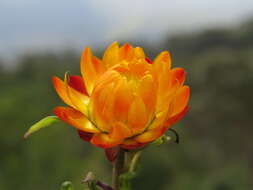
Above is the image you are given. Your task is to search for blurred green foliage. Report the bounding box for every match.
[1,19,253,190]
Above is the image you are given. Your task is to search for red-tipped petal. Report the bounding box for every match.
[165,106,189,127]
[68,75,88,95]
[78,130,93,142]
[54,106,99,133]
[121,139,147,150]
[64,73,90,116]
[105,147,120,162]
[145,57,153,64]
[91,133,122,149]
[170,85,190,117]
[119,43,134,61]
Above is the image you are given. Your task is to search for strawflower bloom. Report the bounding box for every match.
[52,42,190,149]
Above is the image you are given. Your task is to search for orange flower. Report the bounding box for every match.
[52,42,190,149]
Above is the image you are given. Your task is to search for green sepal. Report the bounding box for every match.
[24,116,60,138]
[151,135,171,146]
[60,181,75,190]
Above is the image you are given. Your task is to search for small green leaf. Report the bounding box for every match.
[60,181,74,190]
[24,116,60,138]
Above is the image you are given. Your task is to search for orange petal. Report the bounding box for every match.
[149,109,169,130]
[64,73,90,116]
[68,75,88,95]
[92,56,106,76]
[153,51,171,88]
[138,74,157,118]
[128,95,148,134]
[103,41,120,68]
[153,51,172,112]
[169,68,186,87]
[52,76,75,108]
[165,106,189,127]
[170,85,190,117]
[119,43,134,61]
[54,106,99,133]
[128,60,152,78]
[91,82,116,132]
[81,47,97,95]
[92,70,121,95]
[109,122,132,141]
[134,126,166,143]
[113,77,133,122]
[91,133,122,149]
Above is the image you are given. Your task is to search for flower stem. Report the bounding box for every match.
[112,149,142,190]
[112,148,125,190]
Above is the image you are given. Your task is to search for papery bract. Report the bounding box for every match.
[52,42,190,149]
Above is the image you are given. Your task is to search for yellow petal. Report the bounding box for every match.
[153,51,171,71]
[134,47,145,59]
[103,41,120,68]
[64,73,90,116]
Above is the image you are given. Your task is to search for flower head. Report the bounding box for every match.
[52,42,190,149]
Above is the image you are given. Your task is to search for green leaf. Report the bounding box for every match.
[24,116,60,138]
[119,172,136,190]
[60,181,74,190]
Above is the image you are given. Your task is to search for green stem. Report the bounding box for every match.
[129,151,142,173]
[112,149,142,190]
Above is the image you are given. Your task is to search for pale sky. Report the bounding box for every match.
[0,0,253,57]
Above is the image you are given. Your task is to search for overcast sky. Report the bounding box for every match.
[0,0,253,57]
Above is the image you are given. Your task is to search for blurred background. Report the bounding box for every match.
[1,0,253,189]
